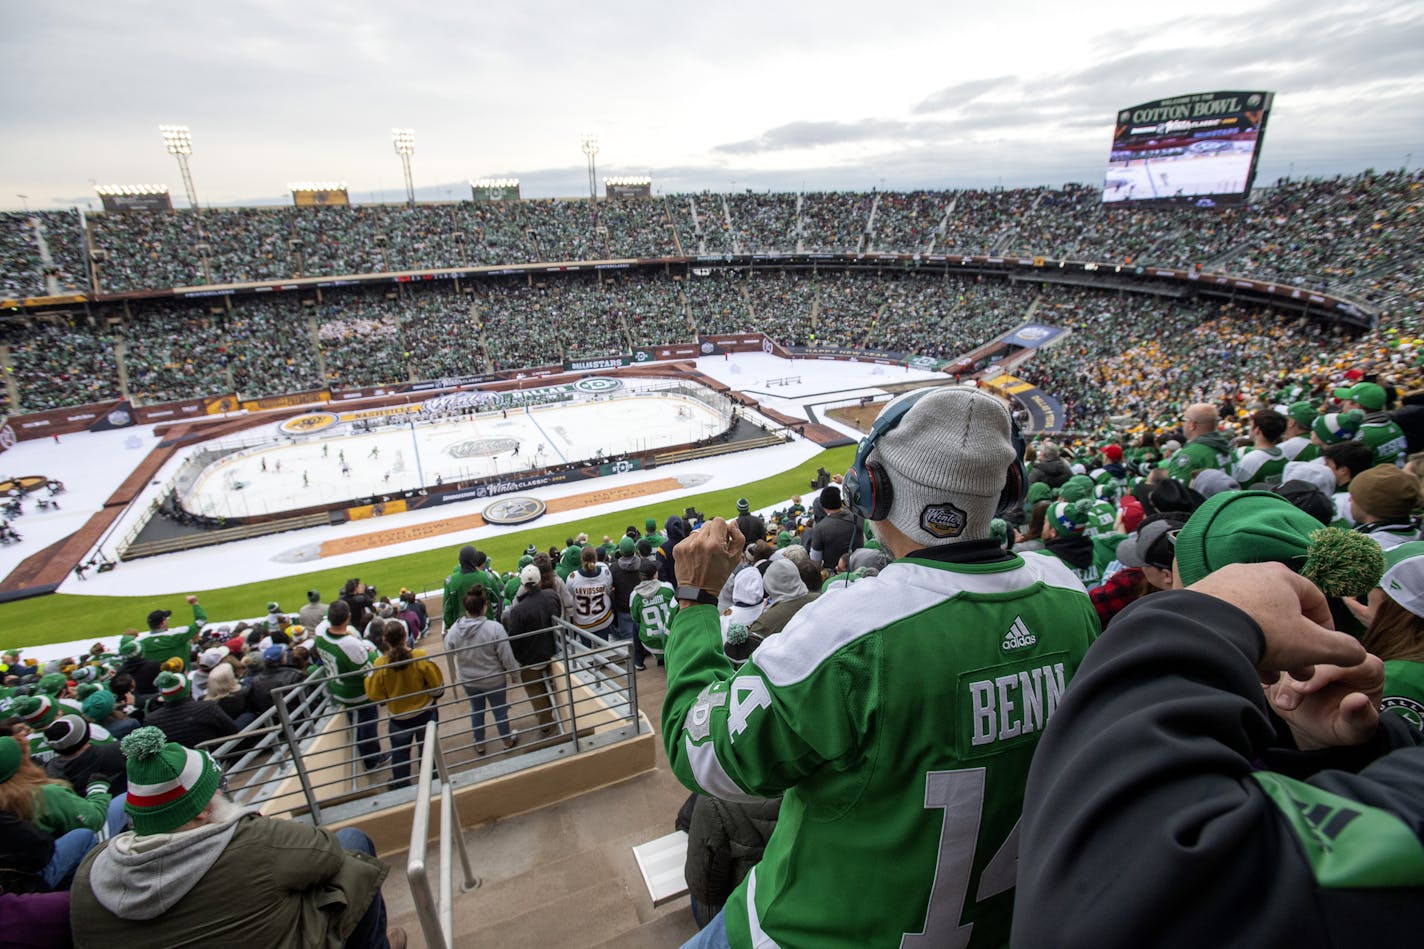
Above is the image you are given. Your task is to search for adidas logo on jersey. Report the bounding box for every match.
[1002,616,1037,651]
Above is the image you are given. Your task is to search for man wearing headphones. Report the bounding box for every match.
[663,386,1100,949]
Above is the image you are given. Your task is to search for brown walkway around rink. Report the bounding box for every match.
[317,476,689,558]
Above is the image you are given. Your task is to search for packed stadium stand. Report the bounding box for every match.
[0,170,1419,430]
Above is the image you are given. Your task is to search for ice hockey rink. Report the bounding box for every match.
[186,387,727,520]
[0,353,946,616]
[1102,149,1255,202]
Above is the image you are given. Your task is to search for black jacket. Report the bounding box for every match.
[0,811,53,894]
[808,509,862,568]
[142,698,240,749]
[1015,590,1424,949]
[248,665,306,716]
[684,795,781,914]
[504,589,561,666]
[44,740,129,795]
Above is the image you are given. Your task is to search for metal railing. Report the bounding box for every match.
[196,620,647,825]
[407,718,479,949]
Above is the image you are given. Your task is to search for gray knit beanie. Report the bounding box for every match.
[871,387,1015,547]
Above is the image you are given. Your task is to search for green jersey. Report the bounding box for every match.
[312,627,377,706]
[663,551,1099,948]
[1230,446,1287,489]
[1165,432,1232,482]
[1381,659,1424,731]
[1358,416,1408,468]
[138,603,208,667]
[630,579,677,655]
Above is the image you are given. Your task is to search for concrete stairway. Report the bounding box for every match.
[380,665,701,948]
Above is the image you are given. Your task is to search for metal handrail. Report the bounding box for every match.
[195,621,644,820]
[408,718,479,949]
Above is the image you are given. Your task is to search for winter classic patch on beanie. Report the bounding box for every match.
[122,726,221,835]
[1049,500,1094,536]
[1173,490,1384,595]
[872,387,1015,547]
[155,671,191,703]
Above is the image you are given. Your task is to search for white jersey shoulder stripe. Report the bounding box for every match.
[754,555,1088,687]
[683,733,761,803]
[746,866,783,949]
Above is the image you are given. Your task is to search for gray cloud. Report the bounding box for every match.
[911,76,1014,115]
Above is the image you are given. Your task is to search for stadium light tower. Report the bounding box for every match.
[391,128,416,207]
[159,125,200,209]
[581,132,599,201]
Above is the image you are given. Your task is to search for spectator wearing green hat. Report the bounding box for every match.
[644,517,666,549]
[1280,400,1320,461]
[1171,492,1384,613]
[141,672,238,749]
[734,498,765,551]
[81,689,138,740]
[0,733,120,842]
[70,726,404,948]
[610,535,652,670]
[1334,381,1408,467]
[1029,499,1122,589]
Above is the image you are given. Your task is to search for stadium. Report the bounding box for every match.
[2,28,1422,947]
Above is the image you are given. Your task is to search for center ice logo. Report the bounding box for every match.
[574,377,622,394]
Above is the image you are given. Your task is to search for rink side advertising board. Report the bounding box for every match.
[1102,91,1273,207]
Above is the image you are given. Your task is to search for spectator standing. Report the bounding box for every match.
[1335,380,1408,468]
[444,588,520,754]
[565,545,615,647]
[1280,401,1320,462]
[365,622,443,789]
[733,498,765,550]
[298,589,327,630]
[136,596,207,668]
[443,546,487,631]
[312,600,385,771]
[663,387,1099,948]
[807,485,863,569]
[631,558,678,661]
[610,536,652,671]
[502,564,561,737]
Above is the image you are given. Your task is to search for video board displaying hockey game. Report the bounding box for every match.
[1102,91,1273,207]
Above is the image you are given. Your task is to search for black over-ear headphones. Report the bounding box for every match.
[842,388,1027,522]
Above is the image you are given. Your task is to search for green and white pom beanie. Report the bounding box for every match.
[122,726,221,835]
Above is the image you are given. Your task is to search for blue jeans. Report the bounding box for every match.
[681,907,730,949]
[41,828,95,890]
[615,611,650,665]
[105,793,128,837]
[352,702,382,769]
[106,717,140,739]
[467,685,509,748]
[388,707,436,788]
[335,828,392,949]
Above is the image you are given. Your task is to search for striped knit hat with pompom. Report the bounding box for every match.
[122,726,221,835]
[155,671,191,703]
[14,694,58,729]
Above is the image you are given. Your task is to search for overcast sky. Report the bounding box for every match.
[1,0,1419,209]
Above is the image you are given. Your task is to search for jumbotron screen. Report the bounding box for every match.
[1102,90,1273,207]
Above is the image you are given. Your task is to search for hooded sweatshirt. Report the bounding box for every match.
[556,546,583,580]
[1166,430,1233,481]
[659,516,689,585]
[442,546,486,629]
[444,615,519,693]
[73,809,387,948]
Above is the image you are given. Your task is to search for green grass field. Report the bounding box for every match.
[0,446,856,651]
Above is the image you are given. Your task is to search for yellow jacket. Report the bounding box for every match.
[365,649,443,718]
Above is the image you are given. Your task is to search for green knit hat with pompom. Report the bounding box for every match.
[121,726,221,835]
[1174,490,1384,594]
